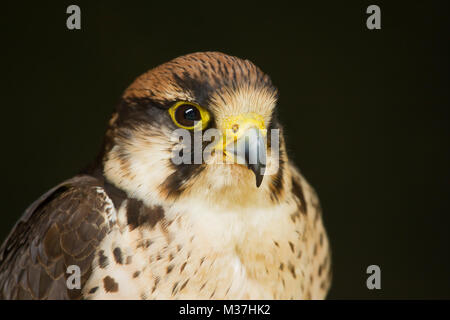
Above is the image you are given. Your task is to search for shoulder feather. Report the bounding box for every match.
[0,175,113,300]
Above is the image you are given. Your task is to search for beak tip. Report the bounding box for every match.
[249,164,265,188]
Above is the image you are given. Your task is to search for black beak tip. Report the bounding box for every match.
[247,163,265,188]
[255,174,264,188]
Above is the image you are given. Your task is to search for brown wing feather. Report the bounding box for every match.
[0,175,110,300]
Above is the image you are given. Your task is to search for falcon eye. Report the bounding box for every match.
[176,104,200,126]
[168,102,210,130]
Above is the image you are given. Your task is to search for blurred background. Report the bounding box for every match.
[1,1,449,299]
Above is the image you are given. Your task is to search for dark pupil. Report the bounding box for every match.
[176,105,201,126]
[184,107,199,121]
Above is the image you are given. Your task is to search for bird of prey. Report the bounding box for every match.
[0,52,331,299]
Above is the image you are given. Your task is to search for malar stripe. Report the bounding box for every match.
[291,177,307,215]
[160,163,205,199]
[269,156,285,203]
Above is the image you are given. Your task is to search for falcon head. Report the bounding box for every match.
[99,52,289,208]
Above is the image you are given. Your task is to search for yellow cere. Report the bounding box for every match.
[222,113,266,137]
[215,113,267,154]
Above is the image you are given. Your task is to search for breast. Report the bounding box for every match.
[83,187,328,299]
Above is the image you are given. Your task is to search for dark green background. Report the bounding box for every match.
[1,1,449,299]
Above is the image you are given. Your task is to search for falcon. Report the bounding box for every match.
[0,52,331,299]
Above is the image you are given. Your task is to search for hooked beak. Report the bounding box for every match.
[214,113,267,187]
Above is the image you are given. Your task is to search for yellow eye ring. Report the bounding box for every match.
[168,101,210,130]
